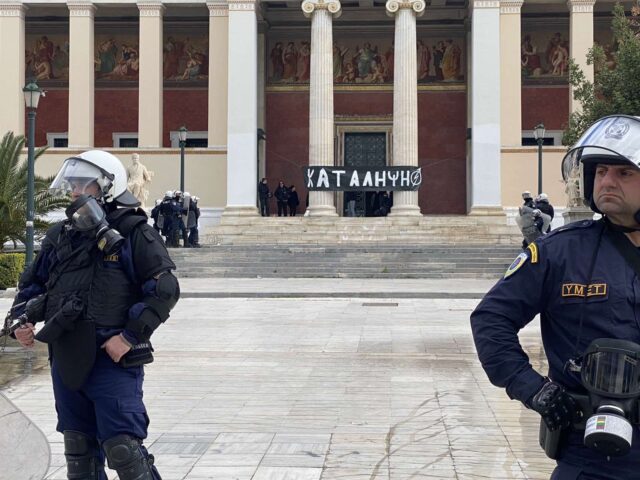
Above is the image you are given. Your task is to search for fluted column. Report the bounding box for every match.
[469,0,502,214]
[68,1,96,148]
[223,0,258,217]
[208,1,228,148]
[568,0,595,114]
[137,1,164,148]
[302,0,341,216]
[500,0,523,147]
[0,2,26,136]
[386,0,424,216]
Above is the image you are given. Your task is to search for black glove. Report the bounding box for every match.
[529,380,581,431]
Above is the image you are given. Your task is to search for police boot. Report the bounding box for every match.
[63,430,106,480]
[182,231,190,248]
[103,434,161,480]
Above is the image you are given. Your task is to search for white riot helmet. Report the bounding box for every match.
[164,190,174,199]
[537,193,549,202]
[562,115,640,213]
[50,150,139,206]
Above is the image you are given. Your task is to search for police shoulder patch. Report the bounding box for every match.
[504,252,529,278]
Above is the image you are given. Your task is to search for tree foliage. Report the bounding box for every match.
[0,131,68,250]
[563,3,640,146]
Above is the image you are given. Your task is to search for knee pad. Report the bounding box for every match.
[63,430,104,480]
[103,434,156,480]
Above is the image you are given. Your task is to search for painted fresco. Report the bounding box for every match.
[25,34,69,82]
[521,29,570,83]
[163,33,209,84]
[268,36,465,85]
[95,33,139,81]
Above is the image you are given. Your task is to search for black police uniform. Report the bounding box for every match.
[471,218,640,479]
[15,206,179,480]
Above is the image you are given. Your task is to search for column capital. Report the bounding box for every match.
[228,0,257,11]
[567,0,595,13]
[208,0,229,17]
[137,1,165,16]
[385,0,425,16]
[470,0,500,9]
[500,0,523,14]
[302,0,341,18]
[67,1,96,17]
[0,2,26,18]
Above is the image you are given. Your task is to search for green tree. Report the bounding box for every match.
[0,131,68,251]
[563,3,640,146]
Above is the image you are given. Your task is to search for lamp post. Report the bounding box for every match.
[178,126,187,192]
[22,81,43,267]
[533,123,546,195]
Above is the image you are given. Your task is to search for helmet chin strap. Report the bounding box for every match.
[604,214,640,233]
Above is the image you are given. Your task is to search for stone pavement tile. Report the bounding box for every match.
[207,442,271,454]
[252,466,322,480]
[184,466,256,480]
[261,454,326,468]
[273,433,331,443]
[195,453,265,467]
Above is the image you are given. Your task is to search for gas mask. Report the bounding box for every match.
[65,195,124,255]
[581,338,640,456]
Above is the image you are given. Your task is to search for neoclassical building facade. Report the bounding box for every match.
[0,0,623,221]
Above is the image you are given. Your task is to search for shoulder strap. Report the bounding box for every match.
[108,208,148,237]
[604,225,640,278]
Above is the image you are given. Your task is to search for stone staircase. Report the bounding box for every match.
[200,215,523,246]
[169,243,521,279]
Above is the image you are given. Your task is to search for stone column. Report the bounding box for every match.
[469,0,502,214]
[0,2,26,137]
[223,0,259,217]
[568,0,595,114]
[68,1,96,149]
[386,0,425,216]
[208,0,228,148]
[137,1,164,148]
[500,0,523,147]
[302,0,341,216]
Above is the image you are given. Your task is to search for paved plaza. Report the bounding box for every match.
[0,278,556,480]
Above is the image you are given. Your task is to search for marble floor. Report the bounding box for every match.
[0,293,554,480]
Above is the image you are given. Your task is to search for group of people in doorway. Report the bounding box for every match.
[258,178,301,217]
[150,189,201,248]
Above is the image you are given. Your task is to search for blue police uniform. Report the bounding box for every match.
[15,209,178,480]
[471,218,640,479]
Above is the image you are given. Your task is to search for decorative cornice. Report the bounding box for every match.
[567,0,595,13]
[137,1,164,16]
[67,1,96,17]
[471,0,500,9]
[228,0,256,11]
[0,3,26,18]
[385,0,426,16]
[500,0,523,14]
[302,0,341,18]
[208,0,229,17]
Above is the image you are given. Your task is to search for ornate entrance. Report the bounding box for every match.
[343,132,387,217]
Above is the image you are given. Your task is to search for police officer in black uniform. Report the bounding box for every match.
[14,150,180,480]
[471,115,640,479]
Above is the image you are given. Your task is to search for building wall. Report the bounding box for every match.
[522,86,570,131]
[265,88,467,215]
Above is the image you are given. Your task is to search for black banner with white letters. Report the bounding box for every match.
[303,166,422,191]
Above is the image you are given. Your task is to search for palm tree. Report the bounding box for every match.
[0,131,68,251]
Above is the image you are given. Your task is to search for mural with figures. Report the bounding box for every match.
[95,33,139,80]
[163,32,209,83]
[521,26,617,83]
[268,37,465,85]
[25,34,69,82]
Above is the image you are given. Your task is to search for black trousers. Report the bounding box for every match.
[259,197,270,216]
[289,206,297,216]
[277,201,288,216]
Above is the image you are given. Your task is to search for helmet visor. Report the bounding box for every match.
[562,116,640,182]
[50,158,105,197]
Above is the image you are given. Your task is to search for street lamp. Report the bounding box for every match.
[178,126,187,192]
[22,81,43,266]
[533,123,546,195]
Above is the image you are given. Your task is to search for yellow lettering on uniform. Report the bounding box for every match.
[562,283,607,298]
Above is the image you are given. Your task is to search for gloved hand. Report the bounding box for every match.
[529,380,581,431]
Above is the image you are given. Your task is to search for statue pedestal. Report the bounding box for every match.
[562,206,594,225]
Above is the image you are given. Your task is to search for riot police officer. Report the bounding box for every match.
[13,150,180,480]
[173,190,189,247]
[186,194,201,247]
[471,115,640,479]
[159,190,177,247]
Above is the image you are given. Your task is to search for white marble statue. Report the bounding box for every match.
[126,153,154,208]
